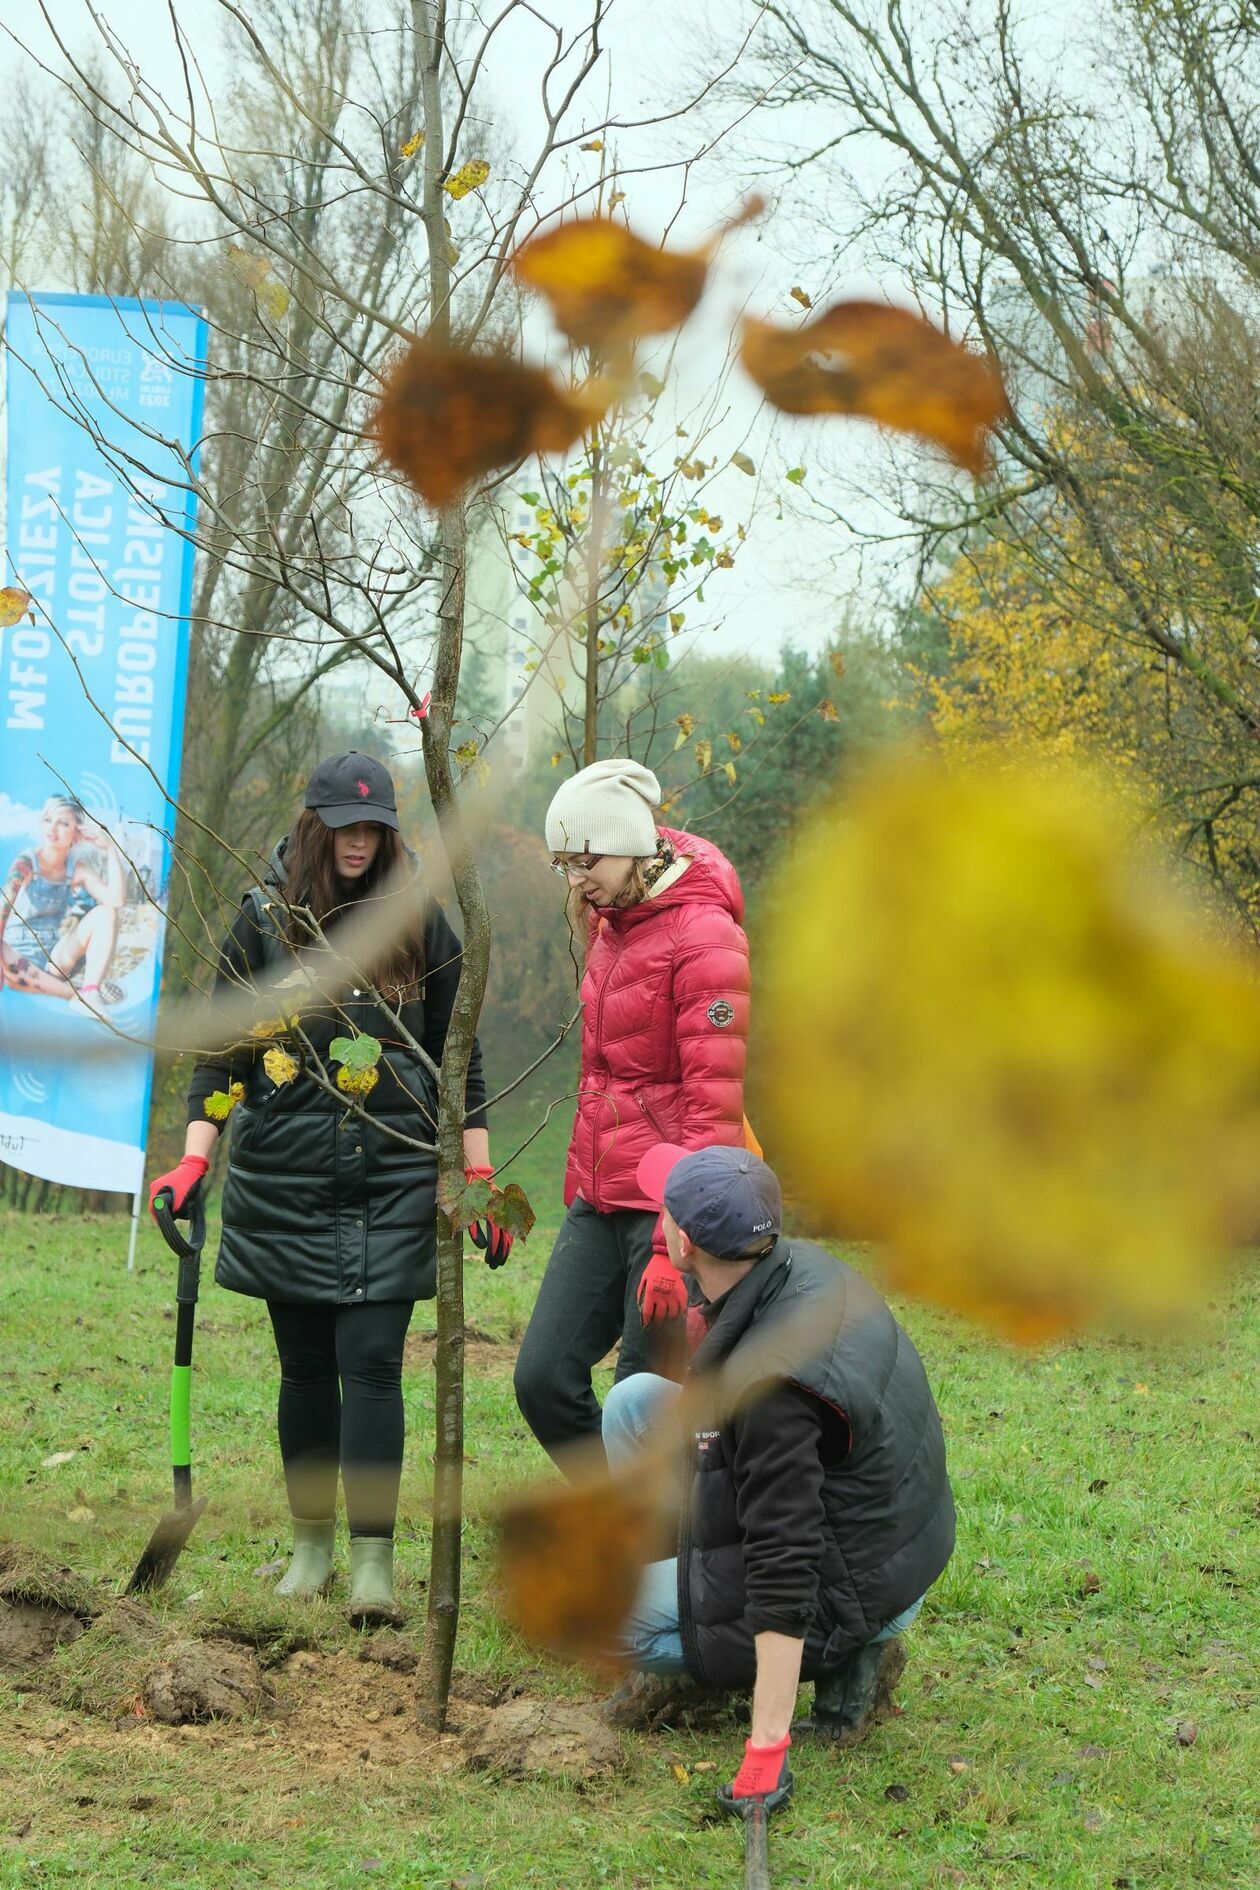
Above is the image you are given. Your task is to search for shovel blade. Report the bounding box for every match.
[124,1496,208,1595]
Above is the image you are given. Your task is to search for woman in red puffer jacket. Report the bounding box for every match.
[514,757,751,1467]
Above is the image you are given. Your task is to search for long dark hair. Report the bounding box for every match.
[278,809,424,998]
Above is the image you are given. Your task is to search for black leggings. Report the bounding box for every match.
[513,1198,659,1468]
[266,1300,414,1538]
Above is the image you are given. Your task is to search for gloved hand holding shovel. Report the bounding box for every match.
[718,1733,793,1888]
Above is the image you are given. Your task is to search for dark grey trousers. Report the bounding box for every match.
[514,1196,660,1467]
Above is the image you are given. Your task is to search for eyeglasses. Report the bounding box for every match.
[550,854,603,879]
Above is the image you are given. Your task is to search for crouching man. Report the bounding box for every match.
[604,1143,955,1811]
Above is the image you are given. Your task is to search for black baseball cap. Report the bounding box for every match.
[304,751,399,831]
[636,1143,782,1260]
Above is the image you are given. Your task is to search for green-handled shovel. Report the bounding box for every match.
[124,1185,210,1594]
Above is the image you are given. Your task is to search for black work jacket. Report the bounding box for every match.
[678,1237,955,1686]
[187,842,487,1306]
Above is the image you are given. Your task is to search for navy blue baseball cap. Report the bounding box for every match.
[304,751,400,831]
[636,1143,782,1260]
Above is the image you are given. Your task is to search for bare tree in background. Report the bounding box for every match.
[9,0,753,1724]
[753,0,1260,918]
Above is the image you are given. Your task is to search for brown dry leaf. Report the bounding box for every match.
[375,339,611,508]
[740,300,1008,475]
[790,285,813,309]
[0,586,34,627]
[731,450,756,475]
[497,1463,664,1665]
[512,218,708,349]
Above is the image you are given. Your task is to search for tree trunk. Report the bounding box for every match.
[412,0,493,1732]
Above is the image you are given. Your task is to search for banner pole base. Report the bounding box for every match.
[127,1191,142,1272]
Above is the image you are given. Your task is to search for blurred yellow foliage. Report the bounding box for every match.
[762,748,1260,1342]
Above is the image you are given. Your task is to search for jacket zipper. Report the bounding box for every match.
[587,926,617,1212]
[635,1092,668,1140]
[676,1440,701,1678]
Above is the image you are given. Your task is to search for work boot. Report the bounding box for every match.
[347,1536,403,1627]
[792,1637,907,1745]
[275,1519,336,1599]
[599,1668,731,1732]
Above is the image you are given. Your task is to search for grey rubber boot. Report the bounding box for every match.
[347,1536,403,1626]
[275,1519,336,1598]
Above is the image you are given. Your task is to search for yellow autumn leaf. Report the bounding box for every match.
[790,285,813,309]
[227,246,290,320]
[336,1063,379,1100]
[762,748,1260,1343]
[674,711,696,746]
[721,760,737,786]
[694,738,712,772]
[726,730,742,753]
[818,698,839,722]
[203,1081,246,1122]
[444,158,491,200]
[668,610,685,633]
[730,451,756,475]
[0,586,34,628]
[581,138,604,152]
[767,690,791,705]
[263,1047,299,1087]
[400,131,425,158]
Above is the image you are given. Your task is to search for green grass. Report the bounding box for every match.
[1,1186,1257,1888]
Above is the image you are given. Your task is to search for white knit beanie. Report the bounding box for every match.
[545,757,661,857]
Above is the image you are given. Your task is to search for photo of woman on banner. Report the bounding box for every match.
[0,794,128,1011]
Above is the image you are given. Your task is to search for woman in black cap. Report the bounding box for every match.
[148,752,511,1622]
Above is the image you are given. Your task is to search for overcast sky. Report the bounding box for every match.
[0,0,972,666]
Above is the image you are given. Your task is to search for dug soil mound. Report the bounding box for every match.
[2,1543,614,1775]
[463,1698,623,1778]
[143,1638,269,1724]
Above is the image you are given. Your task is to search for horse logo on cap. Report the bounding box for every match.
[356,778,370,798]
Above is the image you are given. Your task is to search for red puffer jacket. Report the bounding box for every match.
[564,828,750,1213]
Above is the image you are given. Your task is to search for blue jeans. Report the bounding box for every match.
[602,1372,925,1676]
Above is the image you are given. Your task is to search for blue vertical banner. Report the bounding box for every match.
[0,293,207,1193]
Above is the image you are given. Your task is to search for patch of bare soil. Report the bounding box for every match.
[267,1646,468,1770]
[0,1597,86,1670]
[406,1323,519,1374]
[0,1542,96,1671]
[463,1698,624,1779]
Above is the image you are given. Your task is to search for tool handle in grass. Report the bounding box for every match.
[742,1800,771,1890]
[152,1183,207,1268]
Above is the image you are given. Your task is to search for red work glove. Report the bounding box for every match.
[148,1153,208,1219]
[464,1165,512,1268]
[730,1732,792,1800]
[636,1245,688,1326]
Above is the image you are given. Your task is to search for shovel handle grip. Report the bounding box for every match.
[152,1185,207,1267]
